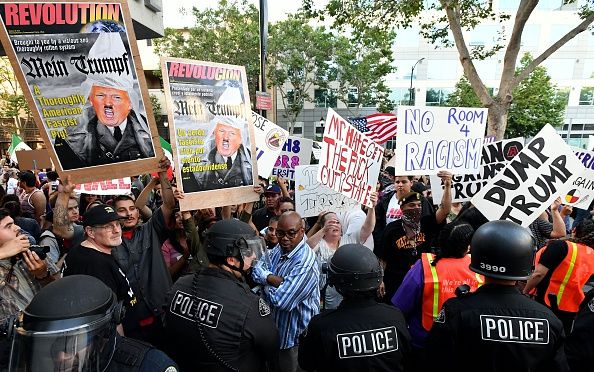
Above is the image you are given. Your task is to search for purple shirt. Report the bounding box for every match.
[392,260,427,349]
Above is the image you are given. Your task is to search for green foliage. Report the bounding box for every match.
[506,54,566,138]
[154,0,260,102]
[149,94,163,122]
[267,13,335,130]
[446,76,483,107]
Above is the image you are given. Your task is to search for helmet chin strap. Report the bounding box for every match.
[221,256,247,280]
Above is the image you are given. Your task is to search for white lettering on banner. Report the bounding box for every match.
[480,315,549,344]
[317,109,384,207]
[394,106,487,176]
[471,125,583,227]
[170,290,223,328]
[74,177,131,195]
[337,326,399,359]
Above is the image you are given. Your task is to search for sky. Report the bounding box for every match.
[162,0,302,28]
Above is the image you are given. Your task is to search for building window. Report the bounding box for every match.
[550,25,577,47]
[520,24,541,47]
[389,88,411,106]
[314,89,337,108]
[467,25,499,48]
[555,87,570,106]
[426,88,453,106]
[579,87,594,105]
[347,88,359,107]
[427,60,461,80]
[475,60,499,80]
[541,59,575,80]
[390,59,423,81]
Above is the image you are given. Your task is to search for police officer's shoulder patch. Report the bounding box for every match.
[434,308,446,324]
[588,298,594,313]
[164,367,178,372]
[259,298,271,317]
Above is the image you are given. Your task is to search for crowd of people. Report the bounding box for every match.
[1,152,594,371]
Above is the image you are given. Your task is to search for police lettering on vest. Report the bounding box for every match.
[169,290,223,328]
[336,326,399,359]
[480,315,549,344]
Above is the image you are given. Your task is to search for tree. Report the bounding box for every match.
[304,0,594,139]
[506,54,566,138]
[154,0,260,104]
[332,27,396,115]
[0,57,30,135]
[267,13,335,133]
[447,54,566,138]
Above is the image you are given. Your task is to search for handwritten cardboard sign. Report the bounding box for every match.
[317,108,383,207]
[162,57,259,210]
[295,165,361,217]
[0,1,161,183]
[393,106,487,175]
[271,136,313,181]
[74,177,131,195]
[430,138,524,203]
[566,147,594,210]
[15,149,54,171]
[472,125,583,227]
[252,111,289,178]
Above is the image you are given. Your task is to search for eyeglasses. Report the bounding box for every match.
[280,208,295,213]
[275,229,301,239]
[92,222,121,232]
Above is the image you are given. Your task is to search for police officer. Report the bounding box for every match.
[565,288,594,372]
[6,275,178,371]
[298,243,411,372]
[162,219,279,371]
[426,220,569,372]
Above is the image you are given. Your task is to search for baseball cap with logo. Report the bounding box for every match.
[398,192,422,206]
[264,185,281,195]
[83,205,123,227]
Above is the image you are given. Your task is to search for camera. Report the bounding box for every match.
[20,245,50,260]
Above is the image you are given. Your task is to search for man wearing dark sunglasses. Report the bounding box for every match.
[252,212,319,372]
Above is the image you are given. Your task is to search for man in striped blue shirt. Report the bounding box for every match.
[253,211,320,372]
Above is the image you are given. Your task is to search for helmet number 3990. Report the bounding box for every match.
[480,262,506,273]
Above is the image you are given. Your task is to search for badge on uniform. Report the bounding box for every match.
[588,298,594,313]
[164,367,178,372]
[434,309,446,324]
[259,298,271,317]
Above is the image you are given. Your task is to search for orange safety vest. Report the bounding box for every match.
[421,253,483,331]
[535,241,594,313]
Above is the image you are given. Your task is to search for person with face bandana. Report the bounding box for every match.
[376,172,452,304]
[162,219,278,371]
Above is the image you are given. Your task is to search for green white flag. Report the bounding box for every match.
[8,134,31,163]
[160,136,174,170]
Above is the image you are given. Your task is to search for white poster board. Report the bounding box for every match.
[430,138,524,203]
[317,108,384,207]
[471,125,583,227]
[74,178,131,195]
[393,106,487,175]
[252,112,289,178]
[566,147,594,210]
[271,136,313,180]
[295,165,361,217]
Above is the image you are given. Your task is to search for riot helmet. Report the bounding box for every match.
[327,243,383,295]
[469,220,536,280]
[205,219,266,271]
[8,275,124,372]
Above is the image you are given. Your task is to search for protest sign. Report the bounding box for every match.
[565,147,594,210]
[471,125,583,227]
[252,111,289,178]
[271,136,313,180]
[317,108,384,207]
[0,1,161,183]
[162,57,258,210]
[74,177,131,195]
[393,106,487,175]
[294,165,361,217]
[430,138,524,203]
[15,149,54,171]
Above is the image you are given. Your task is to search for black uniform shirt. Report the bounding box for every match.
[298,297,411,372]
[535,240,568,303]
[427,283,569,372]
[163,268,279,372]
[565,289,594,372]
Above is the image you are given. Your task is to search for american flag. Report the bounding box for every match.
[349,113,398,144]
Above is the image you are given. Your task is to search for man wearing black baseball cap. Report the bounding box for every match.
[252,184,282,231]
[63,205,137,312]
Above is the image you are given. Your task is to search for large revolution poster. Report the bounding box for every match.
[162,57,259,210]
[0,1,161,183]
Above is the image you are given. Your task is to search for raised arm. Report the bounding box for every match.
[134,177,159,219]
[53,176,76,240]
[359,192,378,244]
[157,157,176,227]
[435,171,453,224]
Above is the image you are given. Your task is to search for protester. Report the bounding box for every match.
[17,171,46,225]
[524,219,594,333]
[3,200,41,242]
[299,243,411,371]
[252,184,282,231]
[163,219,278,371]
[529,197,570,250]
[252,211,319,372]
[160,209,203,280]
[426,220,568,372]
[264,215,280,249]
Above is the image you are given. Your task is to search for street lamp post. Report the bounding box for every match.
[409,57,425,106]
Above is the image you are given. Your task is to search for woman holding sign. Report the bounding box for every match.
[306,192,378,309]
